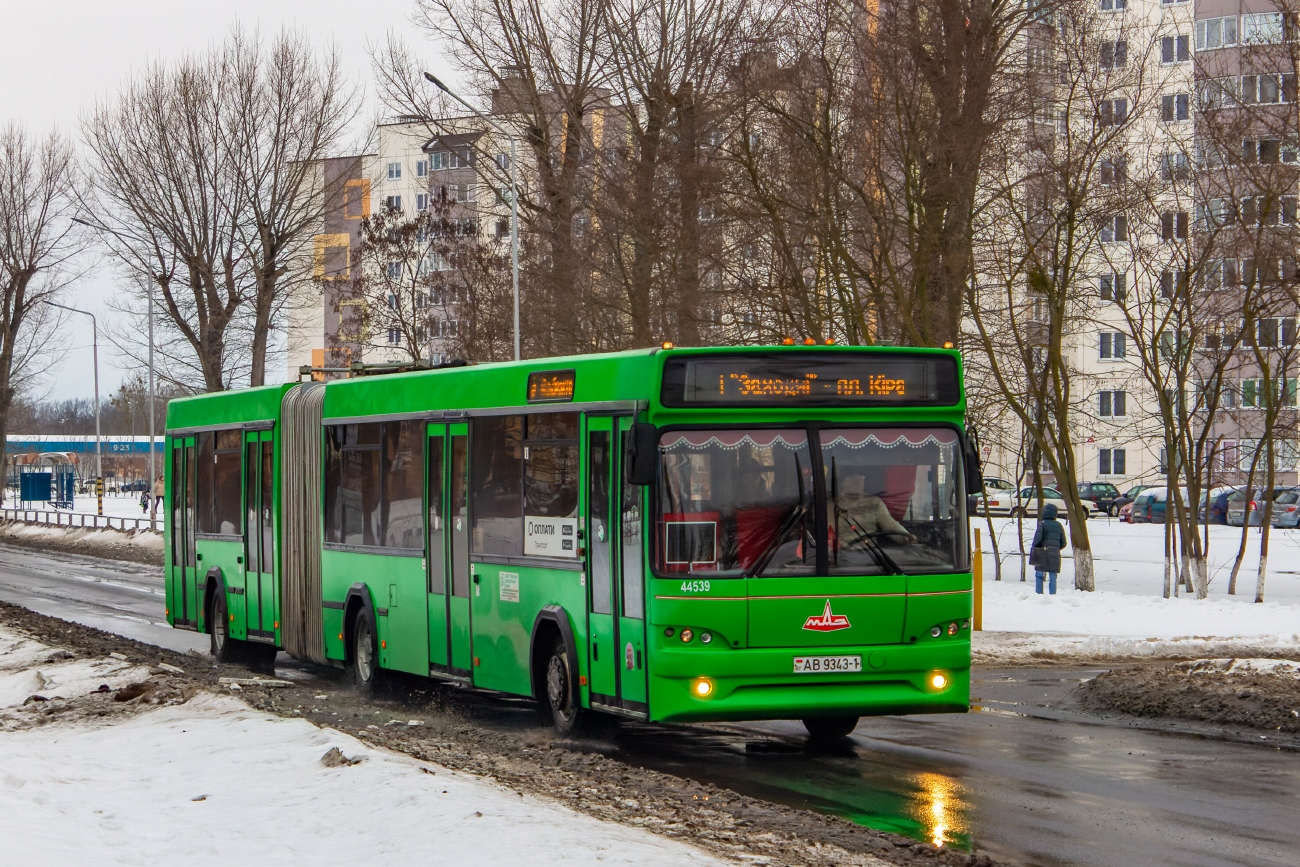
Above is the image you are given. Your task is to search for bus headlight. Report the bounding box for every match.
[929,672,949,691]
[692,677,714,698]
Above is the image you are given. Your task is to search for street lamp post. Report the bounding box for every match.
[72,216,158,528]
[44,301,101,501]
[423,72,521,361]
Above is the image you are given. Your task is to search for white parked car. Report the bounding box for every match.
[983,486,1096,519]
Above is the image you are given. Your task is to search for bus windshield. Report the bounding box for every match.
[654,426,966,577]
[823,428,964,575]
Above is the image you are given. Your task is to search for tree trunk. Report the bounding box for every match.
[1073,547,1094,593]
[675,82,701,346]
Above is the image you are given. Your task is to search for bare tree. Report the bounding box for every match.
[84,28,356,392]
[0,124,82,502]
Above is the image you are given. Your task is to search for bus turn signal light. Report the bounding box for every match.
[693,678,714,698]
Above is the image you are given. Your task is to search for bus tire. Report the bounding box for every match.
[208,588,244,664]
[350,607,384,698]
[544,635,584,736]
[802,716,859,742]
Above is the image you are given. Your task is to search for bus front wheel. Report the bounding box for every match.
[803,716,859,742]
[544,636,584,735]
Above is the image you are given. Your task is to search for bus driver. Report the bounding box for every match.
[835,471,916,546]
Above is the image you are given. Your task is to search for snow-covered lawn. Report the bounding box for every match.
[0,626,729,867]
[973,518,1300,662]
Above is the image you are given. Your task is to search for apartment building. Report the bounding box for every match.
[978,0,1300,492]
[287,111,519,377]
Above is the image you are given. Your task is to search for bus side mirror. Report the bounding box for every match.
[963,428,984,496]
[628,423,659,486]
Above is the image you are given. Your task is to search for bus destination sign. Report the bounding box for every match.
[660,353,960,408]
[527,369,576,403]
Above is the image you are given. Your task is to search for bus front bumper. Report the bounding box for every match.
[647,641,970,724]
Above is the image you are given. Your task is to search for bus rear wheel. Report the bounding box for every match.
[544,636,585,736]
[802,716,859,742]
[208,589,243,664]
[351,608,384,698]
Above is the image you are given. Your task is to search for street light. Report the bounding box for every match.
[423,71,521,361]
[72,216,158,528]
[44,300,101,493]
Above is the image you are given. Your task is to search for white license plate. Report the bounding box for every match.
[793,655,862,674]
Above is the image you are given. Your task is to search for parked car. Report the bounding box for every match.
[1110,484,1157,516]
[1226,489,1275,527]
[1197,486,1236,525]
[991,487,1096,519]
[1078,482,1122,516]
[1118,501,1135,523]
[1132,488,1203,524]
[968,477,1017,515]
[1272,488,1300,528]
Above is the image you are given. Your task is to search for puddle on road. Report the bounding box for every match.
[605,724,975,850]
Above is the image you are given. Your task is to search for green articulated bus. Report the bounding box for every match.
[164,345,980,739]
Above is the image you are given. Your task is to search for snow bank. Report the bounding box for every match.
[1180,658,1300,678]
[0,693,729,866]
[0,520,162,550]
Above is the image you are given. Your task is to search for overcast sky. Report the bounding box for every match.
[5,1,449,404]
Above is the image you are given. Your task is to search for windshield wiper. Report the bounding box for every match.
[836,507,904,575]
[744,503,809,578]
[745,452,809,579]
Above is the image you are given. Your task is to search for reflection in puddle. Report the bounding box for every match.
[913,772,967,848]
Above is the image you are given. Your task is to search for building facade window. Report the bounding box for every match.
[1162,93,1190,122]
[1100,214,1127,242]
[1161,211,1189,240]
[387,162,402,180]
[1242,12,1284,45]
[1100,331,1127,359]
[1100,40,1128,68]
[385,195,402,212]
[1160,34,1191,64]
[1161,152,1191,180]
[416,192,429,212]
[1100,0,1126,10]
[416,159,428,178]
[1099,448,1126,476]
[387,327,400,345]
[1100,271,1127,302]
[1099,158,1127,186]
[1196,17,1238,50]
[1099,390,1127,417]
[1099,98,1128,125]
[386,261,402,280]
[1241,73,1296,104]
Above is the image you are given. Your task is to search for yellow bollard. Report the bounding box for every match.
[973,527,983,631]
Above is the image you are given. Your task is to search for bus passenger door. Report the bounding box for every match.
[169,437,197,626]
[447,423,473,679]
[242,431,275,641]
[615,418,648,712]
[584,418,617,705]
[426,425,449,672]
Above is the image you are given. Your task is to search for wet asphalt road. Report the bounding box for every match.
[0,541,1297,866]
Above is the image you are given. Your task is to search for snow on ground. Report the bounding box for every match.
[0,628,728,867]
[0,628,150,708]
[973,517,1300,663]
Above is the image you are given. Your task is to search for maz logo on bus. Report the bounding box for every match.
[803,600,851,632]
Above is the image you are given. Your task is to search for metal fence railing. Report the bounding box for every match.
[0,508,162,534]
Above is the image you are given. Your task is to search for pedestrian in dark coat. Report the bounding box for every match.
[1030,503,1067,595]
